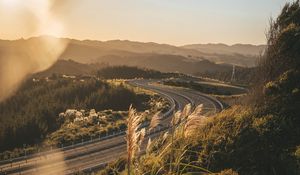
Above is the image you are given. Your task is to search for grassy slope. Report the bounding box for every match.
[149,1,300,174]
[98,2,300,175]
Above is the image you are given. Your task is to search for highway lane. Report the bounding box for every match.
[132,80,223,117]
[0,79,223,175]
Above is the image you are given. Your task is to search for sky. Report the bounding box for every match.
[0,0,294,45]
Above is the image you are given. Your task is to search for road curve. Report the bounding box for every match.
[0,79,223,175]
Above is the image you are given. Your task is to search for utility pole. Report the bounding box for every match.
[231,64,236,82]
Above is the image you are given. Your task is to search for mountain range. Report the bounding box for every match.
[0,36,265,76]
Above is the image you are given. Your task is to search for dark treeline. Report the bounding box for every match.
[0,78,145,151]
[197,66,257,86]
[97,66,177,79]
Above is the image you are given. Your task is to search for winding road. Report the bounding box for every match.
[0,79,223,175]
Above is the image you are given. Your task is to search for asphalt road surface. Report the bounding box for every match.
[0,79,223,175]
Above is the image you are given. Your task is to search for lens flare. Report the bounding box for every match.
[0,0,68,102]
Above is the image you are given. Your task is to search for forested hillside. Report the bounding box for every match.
[0,78,147,151]
[97,66,177,79]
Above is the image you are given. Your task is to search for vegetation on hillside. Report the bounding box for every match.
[0,78,149,153]
[98,1,300,174]
[97,66,178,79]
[44,93,168,148]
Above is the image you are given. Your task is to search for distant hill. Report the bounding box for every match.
[33,60,106,77]
[181,43,265,66]
[182,43,266,56]
[93,53,232,74]
[58,39,208,64]
[60,39,262,67]
[0,37,262,77]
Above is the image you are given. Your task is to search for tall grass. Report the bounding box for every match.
[169,104,188,173]
[146,138,152,155]
[126,105,146,175]
[168,104,208,174]
[184,104,205,137]
[102,103,213,175]
[149,111,162,131]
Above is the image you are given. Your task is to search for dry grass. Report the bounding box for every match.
[149,111,162,131]
[184,104,205,137]
[181,103,192,119]
[126,105,146,175]
[146,138,152,155]
[171,111,182,126]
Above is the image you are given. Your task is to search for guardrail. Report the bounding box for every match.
[66,123,173,175]
[0,122,174,175]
